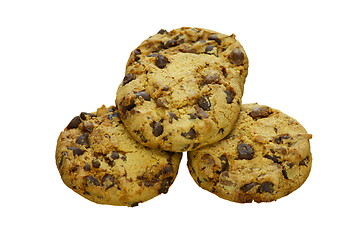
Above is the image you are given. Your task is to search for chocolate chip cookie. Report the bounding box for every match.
[187,103,312,203]
[56,105,182,206]
[115,27,249,152]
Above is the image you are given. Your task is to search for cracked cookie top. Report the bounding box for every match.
[55,105,182,206]
[116,27,249,152]
[187,103,312,203]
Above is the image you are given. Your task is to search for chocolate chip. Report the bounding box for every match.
[83,164,91,171]
[110,151,120,160]
[208,34,221,44]
[205,45,215,53]
[135,91,151,101]
[92,159,101,168]
[107,112,120,120]
[84,122,94,132]
[121,98,136,112]
[147,53,159,57]
[181,128,196,139]
[164,39,178,48]
[134,130,148,143]
[237,143,254,160]
[66,116,81,129]
[282,169,289,179]
[299,156,310,166]
[241,182,259,192]
[258,182,274,193]
[221,67,228,78]
[249,106,272,119]
[122,73,136,86]
[157,29,168,34]
[189,113,199,119]
[80,112,96,120]
[76,133,89,146]
[101,174,115,190]
[225,89,235,104]
[229,49,244,65]
[151,121,163,137]
[163,165,173,174]
[195,107,209,119]
[68,147,85,156]
[156,98,168,108]
[133,49,141,55]
[158,177,172,194]
[198,96,211,111]
[168,112,178,123]
[219,154,229,172]
[202,74,219,85]
[155,54,168,69]
[273,134,291,144]
[264,154,282,164]
[86,176,100,186]
[201,154,215,164]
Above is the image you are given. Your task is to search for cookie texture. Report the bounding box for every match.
[116,27,248,152]
[187,103,312,203]
[56,105,182,206]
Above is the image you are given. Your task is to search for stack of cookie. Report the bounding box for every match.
[56,27,312,206]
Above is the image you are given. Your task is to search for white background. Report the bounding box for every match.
[1,0,359,239]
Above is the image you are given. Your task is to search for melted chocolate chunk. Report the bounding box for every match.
[282,169,289,179]
[76,133,89,146]
[249,106,272,119]
[208,34,221,45]
[66,116,81,129]
[135,91,151,101]
[258,182,274,193]
[237,143,254,160]
[86,176,100,186]
[229,49,244,65]
[201,154,215,164]
[158,177,172,194]
[122,73,136,86]
[225,89,235,104]
[181,128,196,139]
[264,154,282,164]
[68,147,85,156]
[241,182,259,192]
[155,54,168,68]
[151,121,163,137]
[198,96,211,111]
[168,112,178,123]
[220,154,229,172]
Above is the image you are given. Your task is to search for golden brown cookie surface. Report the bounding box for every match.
[187,103,312,203]
[116,27,248,152]
[56,105,182,206]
